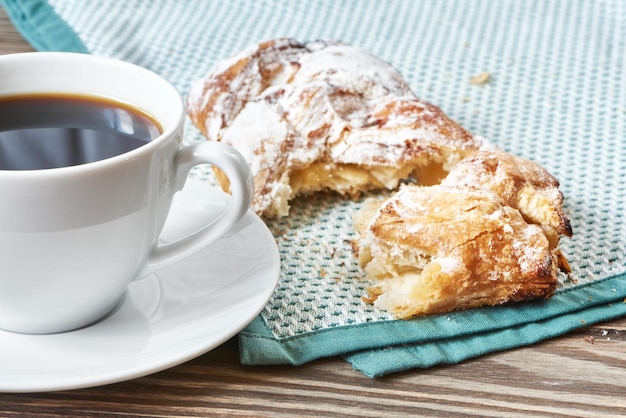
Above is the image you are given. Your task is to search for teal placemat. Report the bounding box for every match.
[3,0,625,377]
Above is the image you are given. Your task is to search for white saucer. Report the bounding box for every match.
[0,180,280,393]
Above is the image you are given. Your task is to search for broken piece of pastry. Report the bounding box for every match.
[187,38,573,319]
[187,38,484,218]
[441,149,572,240]
[353,150,572,319]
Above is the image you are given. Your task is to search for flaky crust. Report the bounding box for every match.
[354,150,571,319]
[442,149,572,238]
[187,38,573,319]
[187,38,483,218]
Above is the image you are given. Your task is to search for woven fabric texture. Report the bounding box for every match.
[9,0,625,374]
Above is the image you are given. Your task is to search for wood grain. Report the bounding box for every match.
[0,9,34,54]
[1,325,625,417]
[1,7,625,417]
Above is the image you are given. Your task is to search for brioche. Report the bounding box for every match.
[187,38,483,218]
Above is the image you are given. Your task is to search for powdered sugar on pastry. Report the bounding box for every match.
[353,147,572,318]
[187,37,573,320]
[187,38,483,218]
[354,181,563,318]
[442,149,572,238]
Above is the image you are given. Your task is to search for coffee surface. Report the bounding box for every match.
[0,94,162,170]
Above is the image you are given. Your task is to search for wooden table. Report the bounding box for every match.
[1,8,625,417]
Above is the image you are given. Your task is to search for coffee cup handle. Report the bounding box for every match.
[138,141,253,278]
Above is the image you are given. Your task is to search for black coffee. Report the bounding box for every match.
[0,94,162,170]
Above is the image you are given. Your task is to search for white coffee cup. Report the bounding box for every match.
[0,52,253,334]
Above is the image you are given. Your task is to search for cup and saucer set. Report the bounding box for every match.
[0,52,280,393]
[0,180,280,392]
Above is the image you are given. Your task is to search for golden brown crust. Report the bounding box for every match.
[187,38,573,319]
[442,149,572,237]
[187,38,483,218]
[355,184,559,318]
[354,149,572,319]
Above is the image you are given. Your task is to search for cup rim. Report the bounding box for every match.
[0,52,185,177]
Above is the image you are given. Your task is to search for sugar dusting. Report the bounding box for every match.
[186,38,480,217]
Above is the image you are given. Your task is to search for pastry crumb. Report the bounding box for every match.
[584,335,595,344]
[469,71,491,85]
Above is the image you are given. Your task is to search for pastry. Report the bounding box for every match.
[441,149,572,241]
[188,38,573,319]
[187,38,484,218]
[353,150,572,319]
